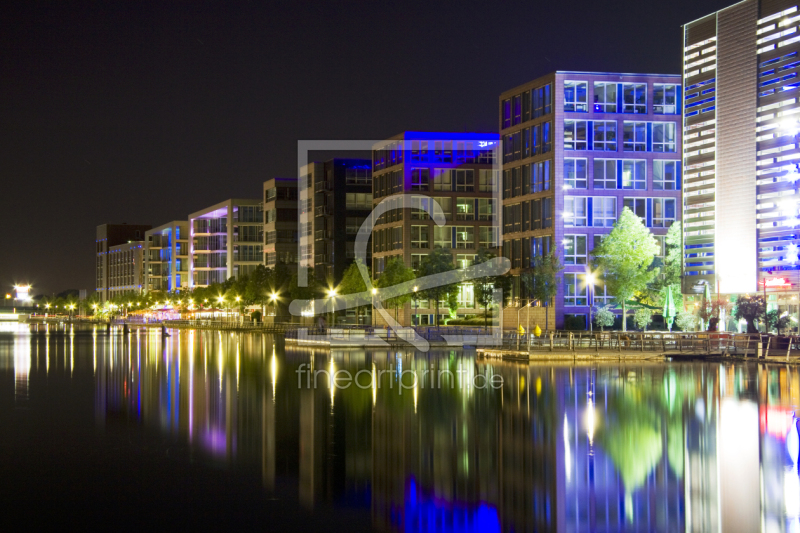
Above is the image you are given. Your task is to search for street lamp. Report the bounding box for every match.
[585,272,596,333]
[372,288,378,326]
[516,301,531,351]
[413,286,418,327]
[327,289,338,327]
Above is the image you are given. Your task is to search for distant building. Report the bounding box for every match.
[299,159,373,286]
[144,221,189,293]
[370,132,501,326]
[499,71,682,329]
[188,199,263,288]
[263,177,299,269]
[96,223,151,301]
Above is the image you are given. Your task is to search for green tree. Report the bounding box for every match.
[675,311,697,331]
[634,308,652,331]
[339,259,371,325]
[375,257,415,325]
[521,252,563,332]
[594,305,615,331]
[473,248,510,328]
[733,295,765,334]
[591,207,660,331]
[650,222,684,311]
[245,265,272,314]
[419,248,461,327]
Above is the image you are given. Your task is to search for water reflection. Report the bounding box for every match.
[4,324,800,532]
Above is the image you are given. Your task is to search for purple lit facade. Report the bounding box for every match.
[500,71,682,329]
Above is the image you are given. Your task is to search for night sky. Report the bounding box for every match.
[1,0,733,296]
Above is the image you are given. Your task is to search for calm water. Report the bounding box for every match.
[1,322,798,532]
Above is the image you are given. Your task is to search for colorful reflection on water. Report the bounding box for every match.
[2,322,800,532]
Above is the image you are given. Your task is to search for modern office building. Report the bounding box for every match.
[371,132,500,326]
[143,221,189,293]
[95,223,151,301]
[299,159,373,286]
[500,71,682,329]
[682,0,800,313]
[263,177,299,268]
[188,199,263,288]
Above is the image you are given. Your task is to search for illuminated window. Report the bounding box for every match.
[593,279,613,305]
[433,169,452,191]
[456,283,475,308]
[564,120,588,150]
[593,121,617,151]
[454,169,475,192]
[456,198,475,220]
[592,197,617,227]
[622,83,647,113]
[654,84,678,114]
[411,254,425,272]
[434,197,452,219]
[652,122,677,152]
[478,199,494,221]
[502,99,511,128]
[564,235,587,265]
[411,196,431,220]
[564,273,587,306]
[621,160,646,190]
[434,226,452,249]
[480,227,498,248]
[456,255,476,270]
[623,121,647,151]
[593,159,618,189]
[346,193,373,209]
[593,82,617,113]
[455,226,475,249]
[564,158,587,189]
[564,197,588,227]
[653,161,678,190]
[564,81,588,112]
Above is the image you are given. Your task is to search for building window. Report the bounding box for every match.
[564,197,588,227]
[434,226,452,248]
[531,161,551,192]
[654,84,678,114]
[652,198,676,228]
[478,199,494,221]
[654,235,666,258]
[564,158,587,189]
[433,169,452,191]
[543,122,552,153]
[564,120,587,150]
[592,197,617,227]
[411,195,431,220]
[593,121,617,151]
[455,170,475,192]
[623,121,647,152]
[345,166,371,184]
[434,197,452,219]
[593,82,617,112]
[622,83,647,114]
[623,198,646,220]
[455,226,475,249]
[512,95,522,125]
[456,255,476,270]
[652,122,677,152]
[622,160,646,190]
[653,161,678,190]
[593,279,613,305]
[593,159,617,189]
[502,99,511,129]
[456,198,475,220]
[563,235,587,265]
[564,81,588,112]
[479,169,498,192]
[411,254,425,272]
[411,226,429,248]
[411,168,429,191]
[564,273,587,306]
[480,227,498,248]
[346,193,373,209]
[456,283,475,308]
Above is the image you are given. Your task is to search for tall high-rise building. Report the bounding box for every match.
[143,221,189,293]
[188,199,263,288]
[500,71,682,329]
[682,0,800,311]
[370,132,500,326]
[262,177,299,268]
[95,223,151,301]
[299,159,373,287]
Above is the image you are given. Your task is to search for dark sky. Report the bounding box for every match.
[1,0,732,295]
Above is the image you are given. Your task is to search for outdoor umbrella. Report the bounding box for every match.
[663,286,676,332]
[700,282,711,331]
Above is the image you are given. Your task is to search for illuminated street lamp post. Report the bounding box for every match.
[413,286,418,327]
[372,288,378,327]
[270,292,278,322]
[585,272,596,333]
[327,289,337,327]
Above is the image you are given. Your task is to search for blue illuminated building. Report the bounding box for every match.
[499,71,682,329]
